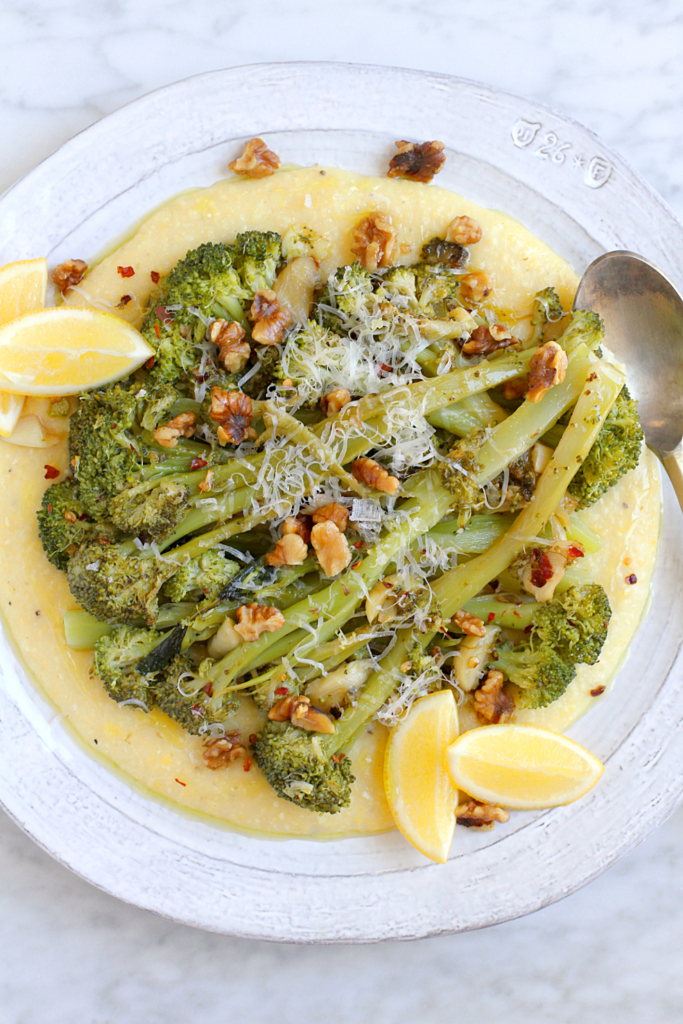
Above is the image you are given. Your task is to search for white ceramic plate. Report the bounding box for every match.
[1,63,682,943]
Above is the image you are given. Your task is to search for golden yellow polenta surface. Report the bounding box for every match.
[0,167,660,838]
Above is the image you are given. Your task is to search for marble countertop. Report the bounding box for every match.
[1,1,683,1021]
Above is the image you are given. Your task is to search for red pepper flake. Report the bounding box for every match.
[117,265,135,278]
[567,545,584,560]
[243,757,252,772]
[487,612,495,623]
[117,294,132,307]
[530,548,554,589]
[175,778,187,786]
[352,560,362,570]
[590,686,606,697]
[190,457,208,471]
[331,752,346,763]
[203,682,213,696]
[249,734,257,745]
[353,540,363,549]
[150,270,160,284]
[145,356,155,369]
[47,503,53,513]
[78,512,89,521]
[154,323,161,339]
[524,623,533,634]
[381,363,393,373]
[155,304,174,325]
[44,465,60,479]
[626,573,638,585]
[382,581,393,589]
[274,686,289,695]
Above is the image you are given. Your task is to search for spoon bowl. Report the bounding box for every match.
[575,250,683,507]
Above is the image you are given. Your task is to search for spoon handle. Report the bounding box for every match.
[660,451,683,513]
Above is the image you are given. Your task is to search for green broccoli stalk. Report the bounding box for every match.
[527,286,564,348]
[568,387,643,508]
[233,230,282,298]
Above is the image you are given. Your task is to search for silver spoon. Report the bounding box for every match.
[574,250,683,510]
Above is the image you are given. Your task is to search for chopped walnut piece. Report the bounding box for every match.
[321,387,352,416]
[456,799,510,830]
[228,137,281,178]
[527,341,568,403]
[350,213,398,272]
[203,732,247,769]
[460,271,493,304]
[311,502,349,532]
[209,387,254,444]
[351,456,399,495]
[311,521,352,577]
[503,377,529,401]
[452,609,487,638]
[266,533,308,568]
[51,259,87,294]
[234,603,286,642]
[387,140,446,183]
[209,318,251,373]
[473,669,515,724]
[152,412,196,449]
[197,468,214,493]
[446,215,482,245]
[268,694,336,734]
[281,515,312,544]
[249,288,292,345]
[462,324,516,356]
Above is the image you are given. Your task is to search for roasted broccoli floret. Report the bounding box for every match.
[137,381,179,431]
[568,387,643,508]
[413,263,461,318]
[275,320,347,403]
[376,265,419,309]
[67,539,176,626]
[69,385,142,518]
[532,583,612,666]
[152,654,239,734]
[162,240,249,323]
[494,646,576,709]
[253,720,355,813]
[420,237,469,271]
[161,549,239,603]
[92,625,163,705]
[492,582,612,709]
[559,309,605,355]
[233,230,282,298]
[317,262,375,329]
[528,286,564,346]
[109,481,190,540]
[37,480,96,570]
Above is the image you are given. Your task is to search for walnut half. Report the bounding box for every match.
[203,732,247,769]
[451,609,487,637]
[311,502,349,532]
[527,341,568,403]
[153,412,196,449]
[462,324,516,357]
[351,457,399,495]
[209,387,255,445]
[473,669,515,724]
[228,137,281,178]
[456,799,510,830]
[234,603,286,642]
[209,319,251,373]
[266,533,308,568]
[268,693,336,734]
[52,258,87,294]
[350,213,398,272]
[250,289,292,345]
[310,521,351,577]
[387,140,446,183]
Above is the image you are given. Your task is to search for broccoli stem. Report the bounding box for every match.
[460,596,538,630]
[427,392,507,436]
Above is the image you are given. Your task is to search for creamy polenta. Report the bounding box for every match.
[0,167,660,838]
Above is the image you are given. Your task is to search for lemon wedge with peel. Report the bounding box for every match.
[446,724,604,810]
[0,258,49,434]
[0,306,154,396]
[384,690,459,863]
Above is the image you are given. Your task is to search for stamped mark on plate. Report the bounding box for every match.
[511,119,612,189]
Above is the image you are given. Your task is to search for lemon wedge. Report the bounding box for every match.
[0,306,154,396]
[384,690,459,863]
[0,258,49,434]
[446,724,604,810]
